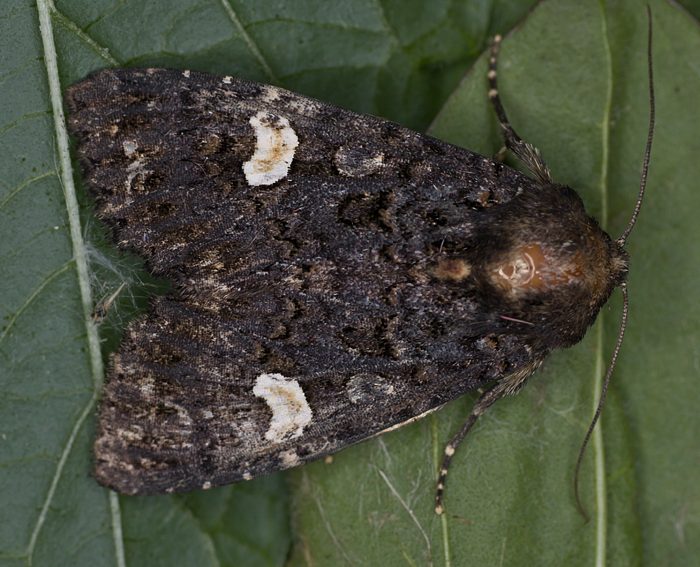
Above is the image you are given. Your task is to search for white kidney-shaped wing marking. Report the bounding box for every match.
[253,373,312,442]
[243,111,298,186]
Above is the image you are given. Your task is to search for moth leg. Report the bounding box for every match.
[434,367,534,515]
[487,35,552,184]
[92,281,127,323]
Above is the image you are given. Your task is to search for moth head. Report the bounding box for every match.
[481,184,630,348]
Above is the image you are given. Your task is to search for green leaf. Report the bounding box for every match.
[291,1,700,565]
[4,0,698,565]
[678,0,700,21]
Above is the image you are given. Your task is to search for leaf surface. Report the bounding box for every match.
[3,1,698,566]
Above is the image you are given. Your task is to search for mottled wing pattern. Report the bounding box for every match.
[67,68,546,494]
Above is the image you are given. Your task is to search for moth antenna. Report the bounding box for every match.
[574,284,629,521]
[618,5,655,246]
[435,382,511,515]
[487,35,552,184]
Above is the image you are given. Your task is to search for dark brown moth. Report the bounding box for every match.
[66,22,654,514]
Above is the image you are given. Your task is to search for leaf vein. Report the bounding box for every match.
[109,492,126,567]
[247,16,389,35]
[218,0,276,82]
[304,469,356,565]
[279,63,381,81]
[50,3,119,65]
[0,260,72,345]
[171,497,222,566]
[24,392,97,563]
[33,0,112,563]
[593,3,613,566]
[374,0,401,47]
[0,111,51,137]
[0,55,43,87]
[0,171,56,211]
[376,468,433,566]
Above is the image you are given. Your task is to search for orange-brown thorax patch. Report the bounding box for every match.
[492,243,585,293]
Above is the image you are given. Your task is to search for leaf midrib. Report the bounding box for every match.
[31,1,116,566]
[593,2,614,566]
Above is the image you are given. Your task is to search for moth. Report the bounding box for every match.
[66,24,654,515]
